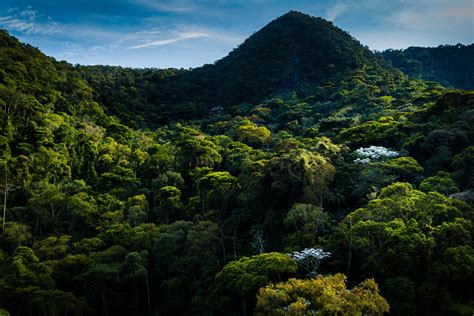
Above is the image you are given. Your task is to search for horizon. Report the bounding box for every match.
[1,0,473,68]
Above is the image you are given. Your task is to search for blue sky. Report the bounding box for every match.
[1,0,473,68]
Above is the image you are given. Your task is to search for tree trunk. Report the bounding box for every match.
[219,222,226,264]
[34,215,39,243]
[101,288,108,316]
[2,167,7,230]
[346,219,354,277]
[232,223,237,260]
[346,246,352,277]
[145,273,150,312]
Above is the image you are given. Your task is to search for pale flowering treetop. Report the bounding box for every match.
[288,248,331,277]
[353,146,398,164]
[289,248,331,261]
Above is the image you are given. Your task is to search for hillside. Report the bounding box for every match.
[379,44,474,90]
[79,12,445,127]
[0,11,473,316]
[204,11,380,104]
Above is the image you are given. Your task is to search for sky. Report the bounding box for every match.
[1,0,473,68]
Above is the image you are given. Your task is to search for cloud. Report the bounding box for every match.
[0,8,61,35]
[128,0,256,19]
[19,9,37,20]
[385,0,474,38]
[353,0,474,50]
[208,31,245,45]
[130,0,198,13]
[397,3,472,28]
[130,31,210,48]
[325,2,350,21]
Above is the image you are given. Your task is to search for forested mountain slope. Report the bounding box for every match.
[379,44,474,90]
[78,11,445,127]
[200,11,380,105]
[0,11,473,316]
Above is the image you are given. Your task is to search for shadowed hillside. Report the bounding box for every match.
[379,44,474,90]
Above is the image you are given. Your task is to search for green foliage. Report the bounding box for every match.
[283,203,331,251]
[215,252,298,314]
[236,123,271,147]
[379,44,474,90]
[419,171,459,195]
[379,156,424,181]
[331,182,474,315]
[255,274,389,315]
[0,12,472,315]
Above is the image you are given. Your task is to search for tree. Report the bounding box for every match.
[288,248,331,277]
[330,182,473,315]
[236,123,271,147]
[380,156,424,182]
[185,221,220,314]
[452,146,474,189]
[177,129,222,169]
[1,172,10,231]
[119,251,150,314]
[31,146,71,183]
[267,149,335,209]
[125,195,148,226]
[147,220,220,314]
[419,171,459,195]
[283,203,331,251]
[2,222,32,249]
[198,171,239,263]
[353,146,398,164]
[26,181,68,238]
[0,142,15,231]
[255,274,389,315]
[79,245,127,316]
[215,252,298,315]
[154,186,182,224]
[1,246,87,315]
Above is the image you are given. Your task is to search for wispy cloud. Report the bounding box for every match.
[389,0,474,31]
[0,8,61,35]
[130,0,198,13]
[132,0,274,13]
[325,2,350,21]
[2,0,471,68]
[352,0,474,50]
[129,0,249,18]
[130,30,210,48]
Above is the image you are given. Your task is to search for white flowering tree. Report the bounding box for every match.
[288,248,331,277]
[353,146,398,164]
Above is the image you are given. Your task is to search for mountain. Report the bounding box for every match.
[80,11,442,127]
[202,11,381,105]
[379,44,474,90]
[0,11,473,316]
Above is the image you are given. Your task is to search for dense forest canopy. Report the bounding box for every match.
[379,44,474,90]
[0,11,473,316]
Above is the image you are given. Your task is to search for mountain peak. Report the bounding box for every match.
[279,10,312,18]
[274,10,323,21]
[206,11,381,105]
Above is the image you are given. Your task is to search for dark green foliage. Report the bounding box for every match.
[77,12,443,128]
[215,252,298,314]
[329,182,474,315]
[380,44,474,90]
[207,11,380,106]
[0,11,473,316]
